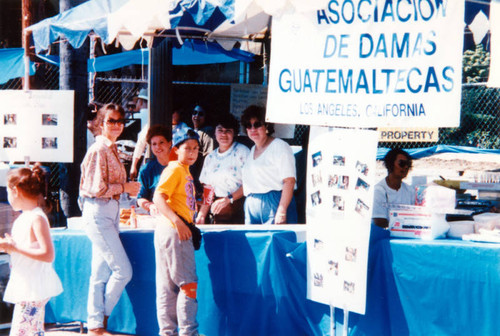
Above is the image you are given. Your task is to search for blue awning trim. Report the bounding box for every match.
[377,145,500,160]
[35,40,254,72]
[0,48,36,84]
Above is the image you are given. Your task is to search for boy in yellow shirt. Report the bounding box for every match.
[153,127,200,336]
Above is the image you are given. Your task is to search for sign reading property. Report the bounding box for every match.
[378,127,439,142]
[0,90,74,162]
[267,1,465,128]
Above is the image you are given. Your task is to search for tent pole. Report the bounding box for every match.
[88,35,96,102]
[22,0,32,90]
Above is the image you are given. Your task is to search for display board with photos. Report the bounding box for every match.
[0,90,74,162]
[306,126,378,314]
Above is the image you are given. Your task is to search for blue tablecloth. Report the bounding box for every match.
[46,229,330,336]
[46,227,500,336]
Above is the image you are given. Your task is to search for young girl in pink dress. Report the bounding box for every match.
[0,164,63,336]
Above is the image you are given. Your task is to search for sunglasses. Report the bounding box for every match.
[105,118,125,125]
[244,121,264,129]
[397,159,411,168]
[192,110,205,117]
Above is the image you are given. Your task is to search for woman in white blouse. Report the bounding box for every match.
[240,105,298,224]
[196,114,250,224]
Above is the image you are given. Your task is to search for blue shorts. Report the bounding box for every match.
[244,190,298,224]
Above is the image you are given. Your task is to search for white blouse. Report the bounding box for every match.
[199,142,250,197]
[242,138,296,196]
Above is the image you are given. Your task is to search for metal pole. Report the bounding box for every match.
[22,0,33,90]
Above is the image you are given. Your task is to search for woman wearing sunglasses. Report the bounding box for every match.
[372,148,415,228]
[240,105,298,224]
[80,103,141,336]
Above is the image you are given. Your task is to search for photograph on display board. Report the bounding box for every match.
[345,247,357,262]
[327,174,339,188]
[42,114,58,126]
[328,260,339,276]
[314,273,324,287]
[3,137,16,148]
[313,238,324,250]
[355,178,370,192]
[356,160,369,176]
[312,172,322,187]
[343,281,355,294]
[4,114,16,125]
[312,151,323,167]
[42,137,57,149]
[311,190,322,206]
[355,198,370,217]
[333,155,345,166]
[332,195,345,212]
[339,175,349,190]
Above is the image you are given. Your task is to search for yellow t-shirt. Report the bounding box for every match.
[155,161,196,223]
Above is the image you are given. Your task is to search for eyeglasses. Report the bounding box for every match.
[244,121,264,129]
[397,159,411,168]
[105,118,125,126]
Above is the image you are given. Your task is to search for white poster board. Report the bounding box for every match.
[306,126,378,314]
[267,1,465,128]
[230,83,295,138]
[0,90,74,162]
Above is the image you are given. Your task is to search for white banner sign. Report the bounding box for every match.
[306,127,378,314]
[0,90,74,162]
[267,1,465,128]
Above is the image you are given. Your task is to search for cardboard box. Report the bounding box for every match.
[415,184,456,210]
[389,205,449,240]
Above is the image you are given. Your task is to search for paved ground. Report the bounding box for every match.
[0,322,133,335]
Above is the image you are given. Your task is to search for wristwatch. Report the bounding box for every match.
[227,193,234,204]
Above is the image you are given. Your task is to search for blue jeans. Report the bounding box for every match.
[244,190,298,224]
[82,198,133,330]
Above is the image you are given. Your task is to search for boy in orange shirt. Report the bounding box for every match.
[153,127,200,336]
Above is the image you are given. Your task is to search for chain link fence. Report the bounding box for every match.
[1,61,499,224]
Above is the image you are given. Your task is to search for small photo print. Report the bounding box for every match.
[333,155,345,166]
[312,172,323,187]
[42,137,58,149]
[356,161,369,176]
[314,273,324,287]
[355,178,370,191]
[355,198,370,217]
[3,114,16,125]
[314,238,324,250]
[338,175,349,190]
[328,260,339,276]
[332,195,345,211]
[343,281,355,294]
[311,190,322,206]
[312,151,323,167]
[3,137,17,148]
[42,114,58,126]
[345,247,357,262]
[328,174,339,188]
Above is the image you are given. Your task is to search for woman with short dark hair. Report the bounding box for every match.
[137,124,172,214]
[196,114,249,224]
[240,105,298,224]
[372,148,415,228]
